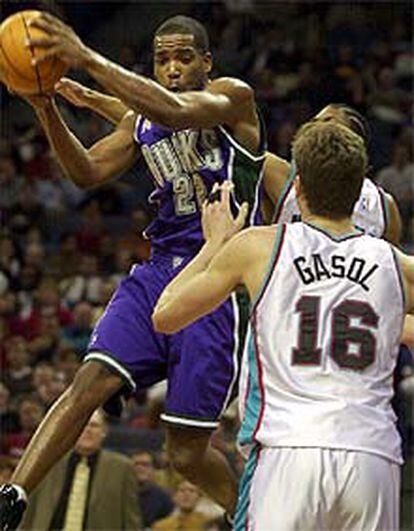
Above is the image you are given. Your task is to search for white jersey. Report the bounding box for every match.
[273,166,388,238]
[238,222,404,464]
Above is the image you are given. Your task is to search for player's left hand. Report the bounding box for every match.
[27,13,90,68]
[202,181,248,246]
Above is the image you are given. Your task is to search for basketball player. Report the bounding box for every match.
[0,15,265,528]
[152,122,414,530]
[54,78,402,244]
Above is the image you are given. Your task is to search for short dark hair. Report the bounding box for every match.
[330,104,371,147]
[154,15,209,53]
[292,122,367,219]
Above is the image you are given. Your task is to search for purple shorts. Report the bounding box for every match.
[85,253,240,429]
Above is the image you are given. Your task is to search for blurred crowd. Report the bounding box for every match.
[0,0,413,529]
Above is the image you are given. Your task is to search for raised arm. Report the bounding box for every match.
[383,192,402,245]
[56,77,130,125]
[262,152,291,223]
[28,14,258,138]
[394,248,414,314]
[29,97,138,189]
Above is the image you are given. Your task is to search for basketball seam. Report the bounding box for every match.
[0,40,35,82]
[20,13,43,95]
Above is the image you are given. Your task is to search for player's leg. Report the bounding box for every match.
[330,451,400,530]
[1,262,167,529]
[11,361,122,493]
[235,447,329,531]
[166,426,238,514]
[163,293,241,514]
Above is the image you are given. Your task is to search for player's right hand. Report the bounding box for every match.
[55,77,92,107]
[0,484,27,531]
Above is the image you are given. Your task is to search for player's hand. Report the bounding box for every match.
[27,13,91,68]
[202,182,248,246]
[55,77,93,107]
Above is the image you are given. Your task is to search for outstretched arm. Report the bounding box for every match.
[29,96,138,189]
[394,248,414,315]
[383,192,402,245]
[28,14,257,134]
[56,77,130,125]
[153,184,249,333]
[262,152,291,224]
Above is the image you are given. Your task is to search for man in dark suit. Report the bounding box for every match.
[22,410,141,530]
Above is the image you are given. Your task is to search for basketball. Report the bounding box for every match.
[0,10,67,95]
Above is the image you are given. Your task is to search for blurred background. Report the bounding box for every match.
[0,1,413,529]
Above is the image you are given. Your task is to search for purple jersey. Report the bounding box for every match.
[134,115,266,255]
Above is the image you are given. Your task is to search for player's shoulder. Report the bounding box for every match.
[208,77,253,99]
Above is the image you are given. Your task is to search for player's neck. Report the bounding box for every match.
[302,213,357,236]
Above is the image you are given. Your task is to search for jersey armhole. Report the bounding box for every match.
[250,223,287,315]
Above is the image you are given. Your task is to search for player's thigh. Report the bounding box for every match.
[333,452,400,531]
[85,263,168,394]
[236,447,327,531]
[163,294,240,429]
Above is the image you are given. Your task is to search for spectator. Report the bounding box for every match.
[376,143,414,243]
[2,397,45,457]
[152,481,210,531]
[0,456,15,484]
[0,383,19,435]
[62,301,94,355]
[2,336,33,395]
[132,450,174,529]
[60,254,103,306]
[22,409,142,530]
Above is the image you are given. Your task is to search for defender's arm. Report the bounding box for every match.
[383,192,402,245]
[153,232,248,334]
[262,152,291,223]
[394,249,414,315]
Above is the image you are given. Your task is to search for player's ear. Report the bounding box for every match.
[203,52,212,75]
[294,175,302,198]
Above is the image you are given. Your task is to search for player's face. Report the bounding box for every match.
[153,34,212,92]
[312,106,351,129]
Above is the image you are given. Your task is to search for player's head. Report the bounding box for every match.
[292,121,367,220]
[313,104,370,147]
[153,15,211,92]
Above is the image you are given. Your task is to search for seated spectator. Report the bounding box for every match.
[132,450,174,529]
[62,301,94,356]
[48,233,81,280]
[0,455,15,484]
[2,336,33,395]
[28,311,63,363]
[152,481,210,531]
[60,254,103,306]
[24,277,72,340]
[0,383,19,434]
[2,397,45,457]
[32,363,67,408]
[92,279,117,325]
[376,142,413,243]
[54,343,81,384]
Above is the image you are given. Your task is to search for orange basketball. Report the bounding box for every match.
[0,10,67,95]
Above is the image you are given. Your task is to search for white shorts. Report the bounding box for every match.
[235,446,400,531]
